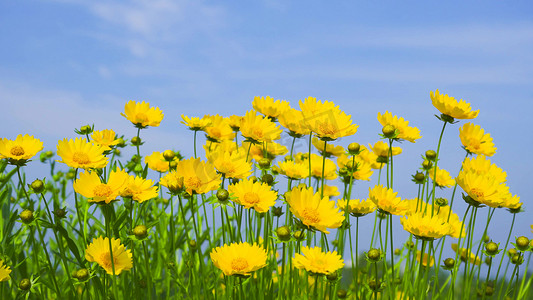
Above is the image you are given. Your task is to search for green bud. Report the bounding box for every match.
[20,209,34,224]
[276,226,291,242]
[422,160,433,170]
[30,179,45,193]
[485,242,499,256]
[413,172,425,184]
[516,236,530,252]
[511,253,524,265]
[348,143,360,155]
[76,268,90,281]
[367,248,381,262]
[326,272,338,282]
[131,136,142,146]
[443,258,455,270]
[53,208,67,219]
[425,150,437,161]
[163,150,175,161]
[216,189,229,203]
[272,206,283,217]
[382,125,396,138]
[368,279,381,291]
[336,289,348,299]
[258,158,271,170]
[261,174,274,185]
[133,225,148,239]
[189,239,197,249]
[436,197,448,207]
[19,278,31,290]
[293,230,305,241]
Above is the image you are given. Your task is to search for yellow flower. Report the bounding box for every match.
[205,140,239,162]
[358,145,384,169]
[121,100,164,128]
[368,141,402,158]
[278,160,309,180]
[212,149,252,179]
[226,115,244,132]
[85,236,133,275]
[456,170,511,208]
[204,115,235,142]
[459,123,496,156]
[91,129,119,151]
[300,97,358,141]
[400,212,452,240]
[57,138,108,169]
[181,114,212,131]
[368,185,410,215]
[416,251,435,267]
[278,108,311,136]
[377,111,421,142]
[120,175,158,203]
[501,194,522,210]
[294,246,344,275]
[252,96,291,118]
[322,185,340,198]
[430,89,479,120]
[428,167,455,188]
[287,186,344,234]
[145,151,171,173]
[452,243,481,265]
[159,170,184,194]
[312,137,345,157]
[0,261,11,282]
[210,242,268,276]
[0,134,43,165]
[73,169,129,204]
[228,179,277,213]
[176,157,221,195]
[337,198,376,217]
[337,154,373,181]
[461,155,506,184]
[309,153,337,180]
[240,110,282,143]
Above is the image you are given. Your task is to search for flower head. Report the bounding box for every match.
[430,90,479,120]
[416,251,435,267]
[312,137,344,157]
[368,185,410,215]
[91,129,119,151]
[462,155,506,184]
[337,154,373,181]
[252,96,290,118]
[159,170,184,194]
[459,123,496,156]
[287,186,344,234]
[228,178,277,213]
[212,149,252,179]
[429,167,455,188]
[240,110,282,143]
[176,157,221,195]
[0,261,11,282]
[181,114,212,131]
[294,246,344,275]
[377,111,421,143]
[337,198,376,217]
[145,151,173,173]
[368,141,402,158]
[57,138,108,169]
[85,236,133,275]
[73,169,129,204]
[401,212,452,240]
[309,154,337,180]
[278,160,309,180]
[203,115,235,142]
[121,100,164,128]
[300,97,358,141]
[210,242,267,276]
[278,108,311,136]
[120,175,158,203]
[0,134,43,165]
[456,170,511,208]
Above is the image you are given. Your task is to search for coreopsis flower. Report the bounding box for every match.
[176,157,221,195]
[337,199,376,217]
[212,149,252,179]
[204,115,235,142]
[294,246,344,275]
[252,96,291,119]
[401,212,453,240]
[501,194,522,210]
[210,242,268,276]
[322,185,340,198]
[240,110,282,143]
[309,154,337,180]
[278,160,309,180]
[57,138,108,169]
[337,154,373,181]
[262,141,288,159]
[300,97,358,141]
[377,111,421,142]
[358,145,384,169]
[228,178,277,213]
[430,89,479,120]
[368,185,410,215]
[461,155,506,184]
[159,170,184,194]
[428,167,455,188]
[73,169,129,204]
[204,140,239,162]
[120,175,158,203]
[0,261,11,281]
[459,123,496,156]
[416,251,435,267]
[368,141,402,158]
[452,243,481,266]
[456,170,511,208]
[91,129,119,151]
[312,137,344,157]
[0,134,43,165]
[181,115,212,131]
[287,186,344,234]
[85,236,133,275]
[145,151,171,173]
[121,100,164,128]
[278,108,311,137]
[226,115,244,132]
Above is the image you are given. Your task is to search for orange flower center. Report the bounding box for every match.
[243,192,260,205]
[231,257,249,272]
[185,176,202,191]
[135,113,148,124]
[301,208,320,224]
[208,128,221,139]
[252,126,264,139]
[99,251,118,270]
[73,152,90,165]
[94,184,113,198]
[470,188,484,200]
[10,146,25,156]
[317,121,337,136]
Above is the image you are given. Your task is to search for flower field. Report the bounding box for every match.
[0,93,531,299]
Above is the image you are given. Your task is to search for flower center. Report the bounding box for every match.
[99,251,118,270]
[243,192,260,205]
[470,188,484,200]
[317,121,337,136]
[252,127,264,139]
[185,176,202,191]
[135,113,148,124]
[10,146,25,156]
[231,257,249,272]
[94,184,113,198]
[301,208,320,224]
[73,152,90,165]
[208,128,221,139]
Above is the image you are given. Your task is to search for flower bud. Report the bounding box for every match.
[30,179,45,194]
[134,164,143,174]
[368,279,381,291]
[293,230,305,241]
[249,176,258,183]
[336,289,347,299]
[485,242,499,256]
[79,125,92,135]
[284,155,292,161]
[485,285,494,296]
[483,235,490,243]
[485,256,492,266]
[511,253,523,265]
[131,136,142,146]
[367,248,381,262]
[53,208,67,219]
[114,149,121,156]
[516,236,530,252]
[163,150,175,161]
[261,174,274,185]
[20,209,34,224]
[422,160,433,170]
[348,143,360,155]
[413,172,425,184]
[66,169,76,180]
[382,125,396,138]
[508,248,517,257]
[116,138,126,147]
[189,239,197,249]
[394,248,401,256]
[76,268,90,281]
[258,158,271,170]
[133,225,148,239]
[216,189,229,203]
[405,240,415,250]
[436,197,448,207]
[276,226,291,242]
[272,206,283,217]
[425,150,437,161]
[326,272,338,282]
[19,278,31,290]
[169,161,178,170]
[45,150,54,158]
[443,258,455,270]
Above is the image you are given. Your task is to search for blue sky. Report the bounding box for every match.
[1,0,532,256]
